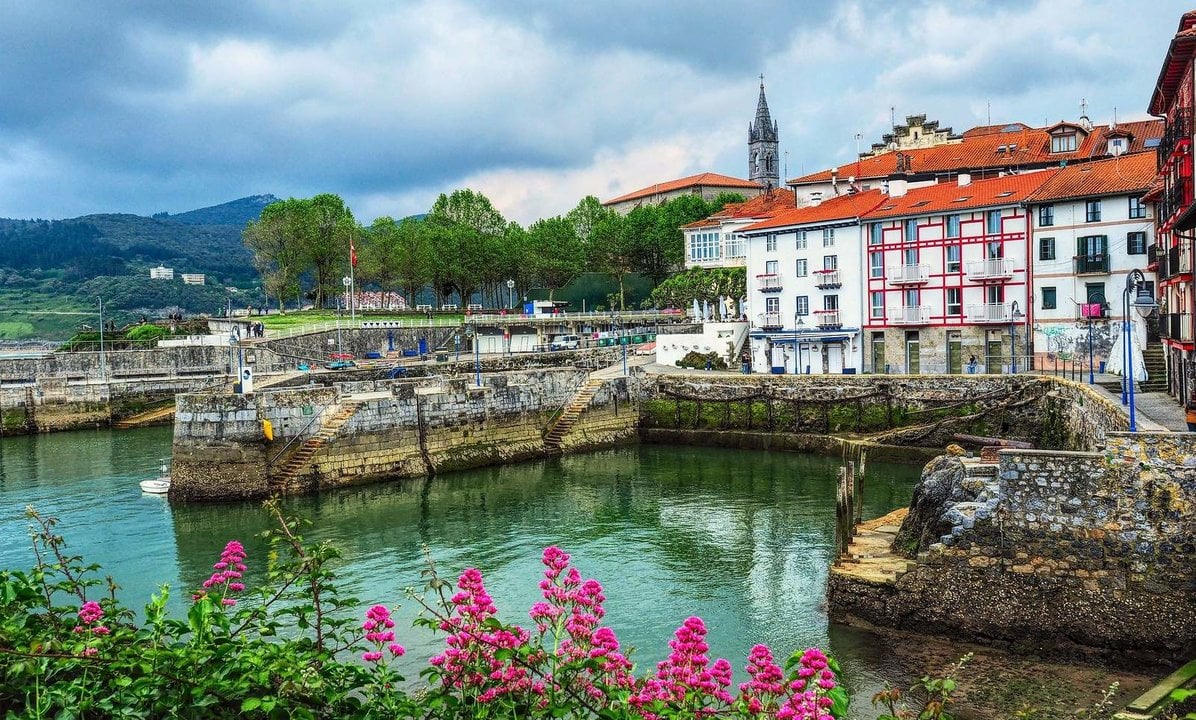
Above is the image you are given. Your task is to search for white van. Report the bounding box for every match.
[550,334,580,350]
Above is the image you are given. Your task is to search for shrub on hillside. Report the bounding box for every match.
[677,350,727,371]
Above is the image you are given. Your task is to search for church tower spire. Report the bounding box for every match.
[748,76,780,189]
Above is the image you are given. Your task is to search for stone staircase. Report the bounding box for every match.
[269,400,363,486]
[543,378,605,454]
[1141,344,1168,392]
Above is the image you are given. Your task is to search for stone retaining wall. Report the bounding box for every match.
[171,369,636,501]
[829,435,1196,666]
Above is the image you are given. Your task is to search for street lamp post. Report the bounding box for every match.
[1010,300,1022,374]
[793,312,804,374]
[468,323,481,387]
[1122,269,1158,432]
[506,279,515,310]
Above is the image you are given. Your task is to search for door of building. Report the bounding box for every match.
[947,333,962,374]
[871,334,885,373]
[827,343,843,373]
[985,340,1003,373]
[905,332,920,374]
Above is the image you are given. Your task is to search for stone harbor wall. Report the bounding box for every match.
[171,368,636,501]
[829,434,1196,666]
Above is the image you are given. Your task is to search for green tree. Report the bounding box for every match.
[242,201,305,313]
[304,194,358,310]
[427,189,507,305]
[528,216,584,301]
[360,216,431,308]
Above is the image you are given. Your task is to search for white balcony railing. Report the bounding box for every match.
[759,312,784,329]
[813,268,841,287]
[887,306,931,324]
[966,303,1012,323]
[757,273,782,292]
[886,263,930,285]
[814,309,842,327]
[965,257,1015,281]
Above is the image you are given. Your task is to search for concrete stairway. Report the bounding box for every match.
[1142,344,1168,392]
[270,401,363,486]
[543,378,605,454]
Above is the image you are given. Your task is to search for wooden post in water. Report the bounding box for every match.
[834,467,847,565]
[845,461,856,540]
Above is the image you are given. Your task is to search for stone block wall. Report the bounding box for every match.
[830,438,1196,665]
[171,369,634,500]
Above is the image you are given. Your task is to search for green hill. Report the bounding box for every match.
[0,196,277,338]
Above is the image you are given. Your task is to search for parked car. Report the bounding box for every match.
[325,360,356,370]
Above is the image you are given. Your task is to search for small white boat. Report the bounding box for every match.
[140,465,171,495]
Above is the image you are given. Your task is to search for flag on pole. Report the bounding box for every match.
[350,237,357,267]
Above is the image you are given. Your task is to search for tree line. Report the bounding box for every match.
[242,189,743,312]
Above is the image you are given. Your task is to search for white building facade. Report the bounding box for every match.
[740,191,885,374]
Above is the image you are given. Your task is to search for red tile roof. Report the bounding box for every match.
[1026,152,1156,203]
[863,172,1056,220]
[603,172,762,206]
[1150,11,1196,115]
[681,188,796,229]
[787,119,1162,185]
[741,189,887,232]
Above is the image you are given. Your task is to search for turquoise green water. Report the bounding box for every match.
[0,427,1150,718]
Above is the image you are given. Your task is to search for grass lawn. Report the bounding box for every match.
[0,290,95,339]
[258,310,464,330]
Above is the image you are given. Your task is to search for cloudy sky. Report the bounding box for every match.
[0,0,1190,225]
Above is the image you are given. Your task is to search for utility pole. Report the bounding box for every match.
[97,297,106,384]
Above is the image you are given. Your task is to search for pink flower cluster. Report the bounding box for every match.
[361,604,404,663]
[193,540,247,606]
[429,567,533,703]
[774,648,838,720]
[73,600,109,656]
[530,546,634,698]
[630,616,733,717]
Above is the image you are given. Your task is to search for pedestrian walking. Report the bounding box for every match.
[967,355,978,374]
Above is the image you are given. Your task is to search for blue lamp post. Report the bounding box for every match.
[473,326,482,387]
[793,312,804,374]
[1122,269,1157,431]
[1009,300,1021,374]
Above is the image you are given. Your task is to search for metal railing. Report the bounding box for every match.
[757,274,783,292]
[814,309,841,328]
[1161,313,1194,342]
[1074,253,1110,274]
[267,399,338,466]
[1158,107,1192,172]
[966,303,1013,323]
[813,269,841,288]
[886,264,930,285]
[887,306,930,324]
[758,312,784,329]
[965,257,1015,281]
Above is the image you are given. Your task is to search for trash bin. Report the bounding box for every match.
[1099,361,1106,373]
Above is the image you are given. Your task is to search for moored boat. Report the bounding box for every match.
[140,466,171,495]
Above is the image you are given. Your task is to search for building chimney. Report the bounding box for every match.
[888,179,908,197]
[958,173,971,187]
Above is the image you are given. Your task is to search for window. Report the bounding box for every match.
[766,233,777,251]
[1127,231,1147,254]
[986,209,1001,234]
[689,231,721,262]
[903,246,918,265]
[985,284,1004,304]
[796,231,808,250]
[1051,133,1077,153]
[765,260,778,275]
[823,255,838,271]
[870,291,884,319]
[1042,287,1057,309]
[869,251,884,278]
[824,294,839,311]
[726,233,745,259]
[822,228,835,247]
[765,297,779,313]
[796,296,809,316]
[986,240,1003,259]
[1085,282,1105,304]
[869,223,882,245]
[1038,204,1054,227]
[946,288,962,316]
[946,245,962,273]
[1129,197,1146,219]
[904,218,918,242]
[946,214,960,238]
[903,288,920,307]
[1039,236,1055,260]
[795,259,808,277]
[1077,235,1108,257]
[1086,199,1101,223]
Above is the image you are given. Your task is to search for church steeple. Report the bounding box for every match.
[748,76,780,188]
